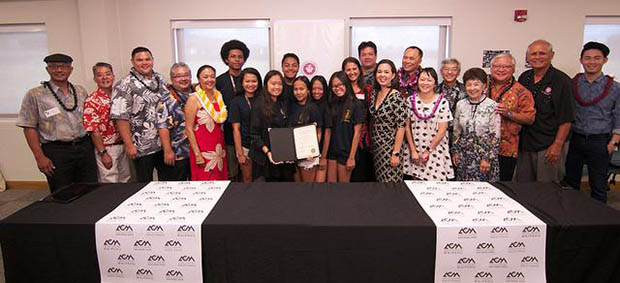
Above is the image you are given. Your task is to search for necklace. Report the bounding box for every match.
[130,70,160,93]
[170,86,189,107]
[490,76,515,103]
[412,92,444,121]
[44,81,77,112]
[398,67,420,97]
[573,73,614,106]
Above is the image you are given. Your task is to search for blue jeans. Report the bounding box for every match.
[564,133,610,203]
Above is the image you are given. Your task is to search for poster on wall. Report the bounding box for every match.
[273,20,345,78]
[482,50,510,68]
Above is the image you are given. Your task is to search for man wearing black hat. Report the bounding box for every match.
[17,53,97,192]
[564,41,620,203]
[216,39,250,181]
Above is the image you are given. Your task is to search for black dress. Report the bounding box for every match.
[249,96,295,181]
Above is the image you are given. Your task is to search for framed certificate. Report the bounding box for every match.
[268,124,320,162]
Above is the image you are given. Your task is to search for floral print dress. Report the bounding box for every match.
[189,99,228,180]
[452,96,501,181]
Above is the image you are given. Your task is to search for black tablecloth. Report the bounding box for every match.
[1,182,620,283]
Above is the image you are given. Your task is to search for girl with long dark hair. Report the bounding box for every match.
[310,75,332,182]
[290,76,323,182]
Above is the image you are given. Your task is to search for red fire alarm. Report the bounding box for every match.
[515,10,527,22]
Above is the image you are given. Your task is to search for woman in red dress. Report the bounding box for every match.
[184,65,228,180]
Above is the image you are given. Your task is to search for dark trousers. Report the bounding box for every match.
[133,150,166,182]
[564,133,610,203]
[499,155,517,181]
[41,138,98,193]
[163,159,191,181]
[351,147,376,182]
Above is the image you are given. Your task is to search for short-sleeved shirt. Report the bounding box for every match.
[328,99,365,162]
[572,74,620,135]
[314,99,333,129]
[215,71,242,146]
[518,66,575,152]
[489,80,536,158]
[155,86,191,159]
[17,81,88,143]
[83,88,120,146]
[228,94,255,148]
[110,68,168,157]
[289,100,323,128]
[248,97,289,166]
[438,80,467,115]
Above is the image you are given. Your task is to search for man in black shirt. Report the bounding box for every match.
[216,39,250,181]
[281,53,300,104]
[516,39,575,182]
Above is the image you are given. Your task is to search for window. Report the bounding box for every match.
[583,16,620,77]
[0,24,48,115]
[349,17,450,72]
[172,20,270,80]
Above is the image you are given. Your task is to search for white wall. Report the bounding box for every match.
[1,0,619,182]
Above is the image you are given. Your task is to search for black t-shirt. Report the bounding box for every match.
[249,97,289,165]
[228,94,255,149]
[314,99,333,129]
[517,65,575,152]
[329,99,365,161]
[282,83,294,107]
[289,100,323,128]
[216,70,242,146]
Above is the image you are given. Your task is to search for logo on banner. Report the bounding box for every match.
[165,240,183,251]
[440,218,460,224]
[187,209,206,214]
[456,257,476,269]
[154,202,170,207]
[126,202,142,207]
[520,256,540,267]
[441,271,461,282]
[144,196,161,202]
[177,225,196,237]
[182,186,197,191]
[522,226,542,238]
[181,203,197,208]
[476,242,495,253]
[117,254,135,265]
[193,191,208,196]
[486,203,503,209]
[141,190,156,195]
[476,186,491,191]
[139,216,156,222]
[166,191,181,195]
[472,218,489,223]
[447,210,464,216]
[171,196,188,202]
[103,239,121,251]
[450,186,464,191]
[302,61,317,76]
[463,197,479,203]
[489,257,508,268]
[474,271,494,283]
[108,215,126,221]
[507,209,524,215]
[477,210,494,216]
[503,217,522,224]
[157,185,173,191]
[506,271,526,282]
[130,209,147,214]
[472,191,486,196]
[430,204,445,209]
[147,255,166,266]
[198,196,215,202]
[158,209,176,215]
[115,225,134,236]
[436,197,451,203]
[106,267,124,278]
[168,216,186,222]
[490,226,509,238]
[457,204,475,209]
[508,241,526,253]
[490,196,505,201]
[420,191,435,196]
[178,255,197,267]
[165,270,184,280]
[427,186,441,191]
[446,192,460,197]
[443,243,464,254]
[457,228,477,239]
[136,268,154,280]
[133,240,152,251]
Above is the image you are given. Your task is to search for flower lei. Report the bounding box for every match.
[398,67,421,97]
[411,92,445,121]
[572,73,614,107]
[195,85,227,123]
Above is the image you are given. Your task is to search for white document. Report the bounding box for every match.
[96,181,230,283]
[405,181,547,283]
[293,124,320,159]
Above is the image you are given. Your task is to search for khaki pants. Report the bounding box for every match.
[95,144,131,183]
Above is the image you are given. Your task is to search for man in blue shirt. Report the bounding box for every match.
[565,42,620,203]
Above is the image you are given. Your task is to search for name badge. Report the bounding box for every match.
[355,93,365,100]
[44,107,61,118]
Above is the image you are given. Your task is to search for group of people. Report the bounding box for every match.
[17,38,620,203]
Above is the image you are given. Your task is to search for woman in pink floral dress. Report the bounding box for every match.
[184,65,228,180]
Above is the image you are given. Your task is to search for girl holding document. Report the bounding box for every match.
[290,76,323,182]
[327,71,364,183]
[249,70,295,182]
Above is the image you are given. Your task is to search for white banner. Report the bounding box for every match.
[273,20,345,78]
[405,181,547,283]
[96,181,230,283]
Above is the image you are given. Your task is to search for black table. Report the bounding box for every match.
[1,182,620,283]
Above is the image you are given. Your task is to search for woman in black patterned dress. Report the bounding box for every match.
[369,59,409,182]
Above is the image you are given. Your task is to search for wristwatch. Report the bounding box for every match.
[97,148,108,157]
[506,111,513,119]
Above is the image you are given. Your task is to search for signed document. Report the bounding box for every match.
[293,124,320,159]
